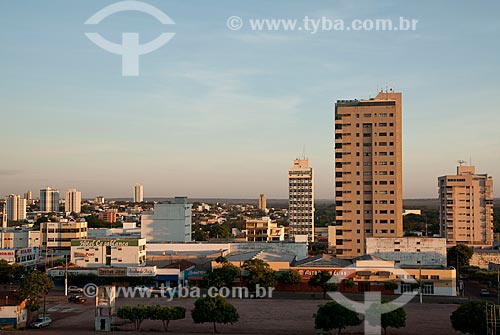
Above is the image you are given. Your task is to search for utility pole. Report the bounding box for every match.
[497,267,499,305]
[419,263,423,304]
[65,257,68,297]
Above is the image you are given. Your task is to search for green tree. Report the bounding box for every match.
[210,262,240,288]
[149,305,185,332]
[19,271,54,309]
[308,270,338,299]
[278,270,302,285]
[191,295,239,333]
[447,244,474,268]
[117,305,150,331]
[366,299,406,335]
[450,301,490,335]
[314,301,361,335]
[242,259,277,291]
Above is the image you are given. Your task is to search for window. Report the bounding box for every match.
[364,113,371,117]
[430,275,440,280]
[423,283,434,295]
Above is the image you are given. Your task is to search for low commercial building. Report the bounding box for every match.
[0,291,28,329]
[291,255,456,296]
[70,238,146,268]
[365,237,447,267]
[245,217,284,242]
[0,247,39,267]
[40,219,88,254]
[213,250,296,271]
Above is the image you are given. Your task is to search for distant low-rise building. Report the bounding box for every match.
[141,197,192,243]
[245,217,284,242]
[403,209,422,216]
[98,210,117,223]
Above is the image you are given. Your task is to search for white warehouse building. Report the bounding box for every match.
[141,197,192,243]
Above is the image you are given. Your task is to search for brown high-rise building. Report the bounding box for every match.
[258,194,267,211]
[438,164,494,246]
[334,91,403,259]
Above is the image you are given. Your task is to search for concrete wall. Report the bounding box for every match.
[470,250,500,269]
[366,237,447,266]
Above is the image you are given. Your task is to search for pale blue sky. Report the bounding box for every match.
[1,0,499,199]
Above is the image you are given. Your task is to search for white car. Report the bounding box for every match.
[68,286,83,293]
[30,317,52,328]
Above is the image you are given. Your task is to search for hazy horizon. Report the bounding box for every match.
[1,1,499,199]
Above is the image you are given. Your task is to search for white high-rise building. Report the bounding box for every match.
[65,188,82,214]
[141,197,192,242]
[288,158,315,241]
[40,187,60,213]
[134,184,144,203]
[6,194,26,221]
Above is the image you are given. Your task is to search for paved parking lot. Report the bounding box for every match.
[9,291,465,335]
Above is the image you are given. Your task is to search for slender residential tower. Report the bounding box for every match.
[134,184,144,203]
[334,90,403,258]
[288,158,315,241]
[65,188,82,214]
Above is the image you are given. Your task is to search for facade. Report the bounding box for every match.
[245,217,284,242]
[365,237,447,266]
[40,219,88,253]
[6,194,26,221]
[141,197,192,243]
[40,186,60,213]
[24,191,32,204]
[0,229,41,249]
[0,247,39,266]
[334,91,403,259]
[134,184,144,203]
[98,211,117,223]
[70,238,146,267]
[438,165,494,246]
[0,293,28,329]
[95,196,105,204]
[292,256,456,296]
[65,188,82,214]
[288,158,315,241]
[258,194,267,211]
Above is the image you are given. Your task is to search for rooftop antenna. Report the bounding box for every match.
[301,145,307,160]
[469,156,472,166]
[457,159,466,166]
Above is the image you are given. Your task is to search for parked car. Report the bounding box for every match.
[30,317,52,328]
[68,286,83,294]
[481,289,492,297]
[68,294,87,303]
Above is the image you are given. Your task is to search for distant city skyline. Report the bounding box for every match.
[1,1,499,199]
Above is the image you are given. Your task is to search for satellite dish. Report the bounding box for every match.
[457,160,466,166]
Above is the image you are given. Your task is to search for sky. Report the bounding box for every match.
[0,0,499,199]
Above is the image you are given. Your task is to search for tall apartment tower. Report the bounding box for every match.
[65,188,82,214]
[438,164,494,246]
[334,91,403,259]
[24,191,32,204]
[258,194,267,211]
[288,158,315,241]
[6,194,27,221]
[40,187,60,213]
[134,184,144,203]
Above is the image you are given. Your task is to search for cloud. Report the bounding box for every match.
[0,169,21,176]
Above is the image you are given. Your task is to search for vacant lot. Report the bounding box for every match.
[15,294,462,335]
